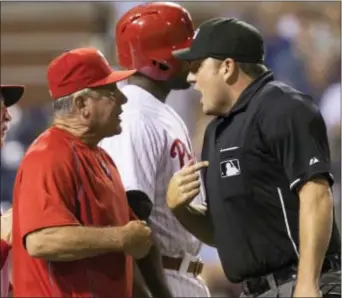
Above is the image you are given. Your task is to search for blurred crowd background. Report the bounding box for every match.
[1,1,340,297]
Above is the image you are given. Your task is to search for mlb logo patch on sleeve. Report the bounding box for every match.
[220,159,241,178]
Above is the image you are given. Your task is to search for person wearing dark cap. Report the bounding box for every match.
[0,85,24,147]
[11,47,153,298]
[0,84,24,297]
[166,18,341,298]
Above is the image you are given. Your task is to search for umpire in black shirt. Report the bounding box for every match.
[166,18,341,297]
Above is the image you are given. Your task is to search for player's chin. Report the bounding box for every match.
[115,124,122,135]
[174,81,191,90]
[0,135,6,148]
[105,120,122,137]
[113,122,123,135]
[167,77,191,90]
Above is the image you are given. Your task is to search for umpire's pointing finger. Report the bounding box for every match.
[183,161,209,174]
[179,172,200,185]
[183,159,196,168]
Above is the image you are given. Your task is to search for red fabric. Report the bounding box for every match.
[12,127,134,298]
[0,239,10,269]
[47,48,136,99]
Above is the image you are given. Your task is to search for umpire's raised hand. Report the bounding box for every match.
[167,160,209,211]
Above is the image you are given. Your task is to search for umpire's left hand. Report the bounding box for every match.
[167,160,209,211]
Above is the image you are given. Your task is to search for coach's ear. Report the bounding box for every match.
[126,191,153,221]
[73,94,90,118]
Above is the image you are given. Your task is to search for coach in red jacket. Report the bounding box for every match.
[11,48,152,298]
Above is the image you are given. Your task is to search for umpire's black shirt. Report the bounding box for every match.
[202,71,341,283]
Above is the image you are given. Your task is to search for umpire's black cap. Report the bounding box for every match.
[173,17,265,63]
[0,85,25,107]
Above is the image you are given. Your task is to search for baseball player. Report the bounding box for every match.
[0,84,25,297]
[99,3,209,297]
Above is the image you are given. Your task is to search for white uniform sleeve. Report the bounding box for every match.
[99,116,163,203]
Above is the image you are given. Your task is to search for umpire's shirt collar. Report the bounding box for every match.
[226,71,274,117]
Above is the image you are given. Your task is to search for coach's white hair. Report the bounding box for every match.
[52,88,93,117]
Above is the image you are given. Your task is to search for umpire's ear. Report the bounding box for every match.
[126,191,153,221]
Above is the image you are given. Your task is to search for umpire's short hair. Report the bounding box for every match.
[237,62,268,79]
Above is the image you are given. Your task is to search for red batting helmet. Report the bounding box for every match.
[116,2,194,81]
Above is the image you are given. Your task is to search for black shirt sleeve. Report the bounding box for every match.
[259,93,334,192]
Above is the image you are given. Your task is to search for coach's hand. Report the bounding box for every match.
[122,220,152,259]
[1,208,13,245]
[167,160,209,211]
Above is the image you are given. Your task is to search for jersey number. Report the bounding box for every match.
[170,139,192,168]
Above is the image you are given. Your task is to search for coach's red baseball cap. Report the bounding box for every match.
[47,47,136,99]
[0,85,25,107]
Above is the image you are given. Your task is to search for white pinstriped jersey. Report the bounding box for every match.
[100,85,206,257]
[100,85,209,296]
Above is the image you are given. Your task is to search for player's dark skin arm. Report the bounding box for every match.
[127,190,173,298]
